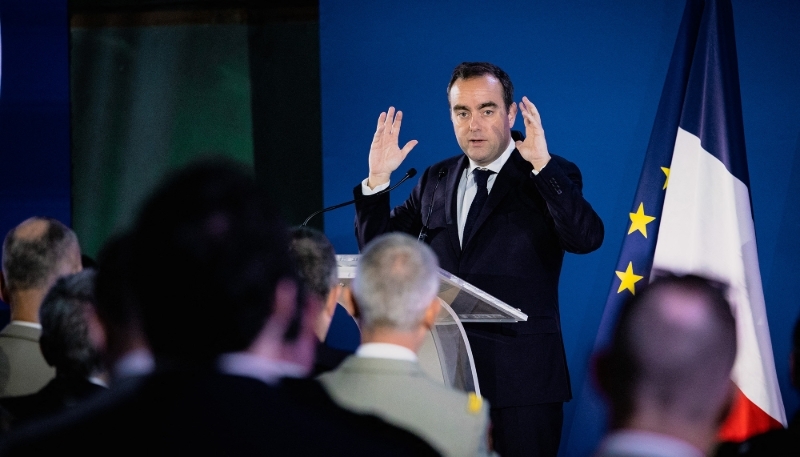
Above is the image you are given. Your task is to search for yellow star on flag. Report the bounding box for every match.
[661,167,670,189]
[628,203,656,238]
[616,261,644,295]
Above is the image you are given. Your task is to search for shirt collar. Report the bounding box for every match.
[467,137,515,175]
[217,352,308,386]
[597,430,705,457]
[9,320,42,330]
[356,342,418,362]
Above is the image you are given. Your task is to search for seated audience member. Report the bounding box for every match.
[593,274,737,457]
[0,217,83,397]
[288,226,352,375]
[89,233,153,382]
[0,270,106,427]
[319,232,494,457]
[0,158,438,456]
[715,316,800,457]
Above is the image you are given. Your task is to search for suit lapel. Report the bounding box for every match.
[462,150,531,250]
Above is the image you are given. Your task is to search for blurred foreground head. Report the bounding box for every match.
[596,273,736,446]
[128,158,295,365]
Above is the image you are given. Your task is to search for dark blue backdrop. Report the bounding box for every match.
[0,1,70,316]
[320,1,800,455]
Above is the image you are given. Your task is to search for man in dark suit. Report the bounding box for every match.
[0,158,439,456]
[355,62,604,456]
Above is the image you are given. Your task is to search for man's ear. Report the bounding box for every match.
[0,273,7,304]
[247,279,298,357]
[324,284,341,318]
[422,297,441,330]
[84,304,108,355]
[507,101,518,128]
[339,285,359,319]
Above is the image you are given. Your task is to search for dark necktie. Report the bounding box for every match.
[462,168,494,245]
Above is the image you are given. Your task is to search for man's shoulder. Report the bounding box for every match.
[0,324,40,343]
[322,357,488,420]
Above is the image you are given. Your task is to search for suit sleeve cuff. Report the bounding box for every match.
[361,178,390,195]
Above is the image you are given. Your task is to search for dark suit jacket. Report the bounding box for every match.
[355,149,603,407]
[0,376,106,427]
[0,370,440,456]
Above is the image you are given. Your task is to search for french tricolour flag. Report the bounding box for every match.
[598,0,785,442]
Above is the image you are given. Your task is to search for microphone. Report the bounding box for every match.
[418,169,447,242]
[301,168,417,226]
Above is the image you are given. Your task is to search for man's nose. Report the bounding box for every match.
[469,115,483,130]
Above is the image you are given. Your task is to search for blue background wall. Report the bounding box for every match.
[320,1,800,454]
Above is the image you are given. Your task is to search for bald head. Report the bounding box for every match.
[599,274,736,428]
[2,217,82,295]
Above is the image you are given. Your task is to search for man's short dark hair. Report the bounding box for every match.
[447,62,514,110]
[128,157,296,363]
[288,227,337,302]
[2,217,79,292]
[39,270,102,378]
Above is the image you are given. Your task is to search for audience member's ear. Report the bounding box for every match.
[0,273,8,304]
[324,284,341,319]
[248,278,298,357]
[339,286,359,319]
[84,304,108,356]
[422,297,441,331]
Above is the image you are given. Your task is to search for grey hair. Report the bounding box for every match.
[353,233,440,332]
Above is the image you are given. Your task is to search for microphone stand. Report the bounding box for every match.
[301,168,417,226]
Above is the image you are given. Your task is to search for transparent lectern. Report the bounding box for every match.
[337,255,528,397]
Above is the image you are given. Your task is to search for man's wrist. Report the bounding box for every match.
[530,155,551,175]
[367,173,391,189]
[362,178,390,195]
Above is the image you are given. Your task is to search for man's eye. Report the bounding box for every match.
[457,112,469,118]
[483,110,494,116]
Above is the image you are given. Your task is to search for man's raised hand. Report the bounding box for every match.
[515,96,551,172]
[367,107,418,189]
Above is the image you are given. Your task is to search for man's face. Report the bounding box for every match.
[449,75,517,167]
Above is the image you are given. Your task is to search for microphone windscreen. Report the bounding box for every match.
[406,168,417,178]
